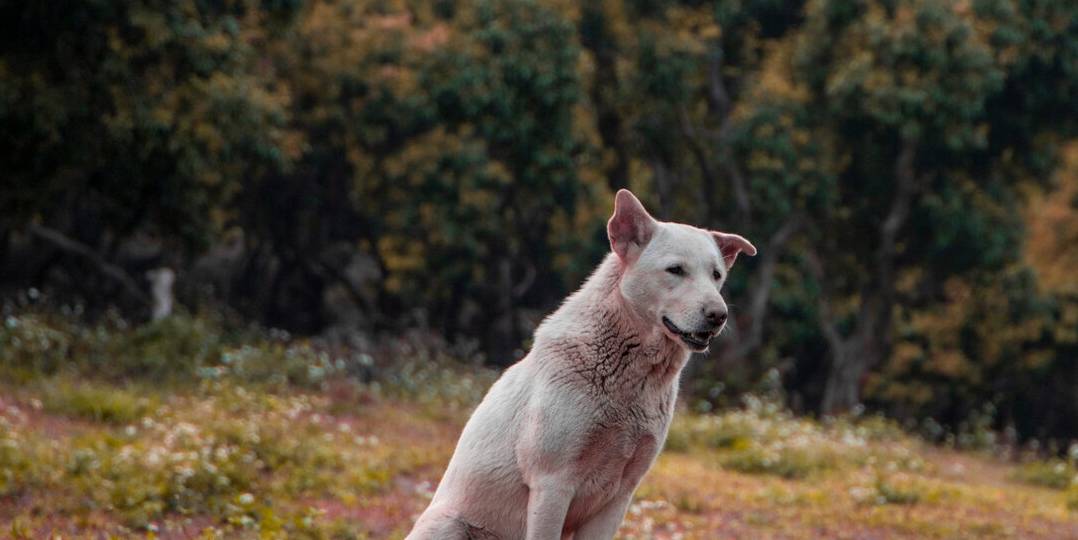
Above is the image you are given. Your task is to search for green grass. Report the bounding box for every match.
[1,312,1076,538]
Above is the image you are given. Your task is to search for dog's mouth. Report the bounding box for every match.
[662,317,713,351]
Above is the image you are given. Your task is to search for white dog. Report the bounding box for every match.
[407,190,756,539]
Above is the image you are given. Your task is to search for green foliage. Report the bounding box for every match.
[668,395,925,479]
[1013,460,1078,490]
[105,315,232,380]
[42,381,153,424]
[0,0,292,247]
[0,313,74,376]
[720,443,837,479]
[848,472,928,506]
[0,312,408,398]
[0,312,233,381]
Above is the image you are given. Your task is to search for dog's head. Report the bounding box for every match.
[607,189,756,352]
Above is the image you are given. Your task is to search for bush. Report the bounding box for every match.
[666,395,925,480]
[720,444,837,479]
[0,313,74,375]
[872,474,922,505]
[100,315,229,380]
[1012,460,1078,490]
[0,311,366,388]
[0,312,233,381]
[849,473,925,506]
[41,380,153,424]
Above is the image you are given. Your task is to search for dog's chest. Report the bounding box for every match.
[563,396,673,530]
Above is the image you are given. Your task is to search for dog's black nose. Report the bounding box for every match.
[705,309,727,327]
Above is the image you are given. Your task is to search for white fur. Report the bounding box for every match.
[407,190,755,540]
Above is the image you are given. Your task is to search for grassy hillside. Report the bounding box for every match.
[1,314,1076,539]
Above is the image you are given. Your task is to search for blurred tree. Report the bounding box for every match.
[0,0,294,309]
[236,0,597,353]
[777,0,1075,413]
[868,142,1078,440]
[382,0,594,361]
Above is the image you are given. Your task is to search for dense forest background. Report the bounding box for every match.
[2,0,1076,445]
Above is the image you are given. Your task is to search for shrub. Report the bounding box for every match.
[849,473,925,506]
[0,312,234,381]
[720,444,837,479]
[42,380,153,424]
[100,315,229,380]
[1012,460,1077,490]
[873,474,922,505]
[666,395,926,480]
[0,311,362,389]
[0,314,73,374]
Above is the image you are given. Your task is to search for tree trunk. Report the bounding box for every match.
[821,343,862,414]
[488,257,518,365]
[814,137,921,414]
[579,13,629,193]
[651,158,675,218]
[713,215,803,371]
[820,333,883,415]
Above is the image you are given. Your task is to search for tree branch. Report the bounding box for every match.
[865,136,923,337]
[511,262,536,299]
[876,137,918,288]
[706,49,732,118]
[678,105,720,222]
[27,224,150,305]
[804,246,844,353]
[728,214,805,360]
[705,48,752,227]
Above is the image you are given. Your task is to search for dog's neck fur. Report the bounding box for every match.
[533,253,689,395]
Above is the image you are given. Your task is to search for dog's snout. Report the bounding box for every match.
[705,308,728,328]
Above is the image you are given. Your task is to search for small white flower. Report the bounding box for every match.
[238,493,255,505]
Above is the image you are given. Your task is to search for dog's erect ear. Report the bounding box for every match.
[608,189,657,262]
[712,232,757,269]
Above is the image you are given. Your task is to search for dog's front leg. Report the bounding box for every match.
[571,494,632,540]
[525,477,574,540]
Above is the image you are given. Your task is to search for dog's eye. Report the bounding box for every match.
[666,265,685,276]
[713,269,722,281]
